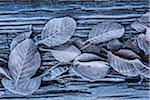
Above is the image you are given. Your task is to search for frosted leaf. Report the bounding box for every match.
[132,59,150,78]
[72,61,109,82]
[138,12,150,27]
[146,28,150,43]
[107,39,123,51]
[137,34,150,55]
[51,45,81,62]
[86,22,125,44]
[42,66,68,81]
[108,52,139,77]
[2,77,41,96]
[8,39,41,83]
[10,31,32,51]
[36,17,76,47]
[131,12,150,32]
[73,53,103,64]
[116,49,141,60]
[131,21,147,32]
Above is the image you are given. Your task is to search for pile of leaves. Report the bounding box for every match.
[0,13,149,95]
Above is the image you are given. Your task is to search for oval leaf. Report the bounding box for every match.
[108,52,139,77]
[131,12,150,32]
[8,39,41,83]
[146,28,150,43]
[137,34,149,55]
[131,21,147,32]
[132,59,150,78]
[42,66,68,81]
[107,39,123,51]
[51,45,81,62]
[86,22,125,44]
[2,77,41,95]
[10,31,32,51]
[116,49,141,60]
[72,61,109,81]
[73,53,103,64]
[37,17,76,47]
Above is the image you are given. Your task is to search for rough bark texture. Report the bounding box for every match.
[0,0,149,99]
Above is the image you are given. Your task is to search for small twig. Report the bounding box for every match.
[81,42,92,50]
[38,47,54,52]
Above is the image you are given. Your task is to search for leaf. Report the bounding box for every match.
[36,17,76,47]
[107,39,123,51]
[132,59,150,78]
[116,49,141,60]
[51,45,81,62]
[138,12,150,27]
[0,67,11,79]
[108,52,139,77]
[131,12,150,32]
[8,39,41,84]
[145,28,150,43]
[73,53,103,64]
[42,66,68,81]
[86,22,125,44]
[10,31,32,51]
[2,77,41,96]
[131,21,147,32]
[72,61,110,82]
[137,34,149,55]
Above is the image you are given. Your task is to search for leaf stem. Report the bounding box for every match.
[81,42,92,50]
[38,47,54,52]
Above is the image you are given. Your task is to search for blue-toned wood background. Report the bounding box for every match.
[0,0,149,99]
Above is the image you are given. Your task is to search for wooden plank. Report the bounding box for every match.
[0,1,149,99]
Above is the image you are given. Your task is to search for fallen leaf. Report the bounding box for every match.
[51,45,81,62]
[10,31,32,51]
[86,22,125,44]
[36,17,76,47]
[2,77,41,96]
[8,39,41,84]
[108,52,139,77]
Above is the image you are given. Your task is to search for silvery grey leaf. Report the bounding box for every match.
[42,66,68,81]
[72,61,110,82]
[132,59,150,78]
[73,53,103,64]
[2,77,41,96]
[8,39,41,84]
[10,31,32,51]
[131,21,147,32]
[131,12,150,32]
[137,34,149,55]
[51,45,81,62]
[116,49,141,60]
[108,52,139,77]
[36,17,76,47]
[107,39,123,51]
[86,22,125,44]
[0,67,11,79]
[138,12,150,27]
[146,28,150,43]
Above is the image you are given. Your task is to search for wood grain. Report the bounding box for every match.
[0,1,149,99]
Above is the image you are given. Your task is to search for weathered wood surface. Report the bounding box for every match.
[0,1,149,99]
